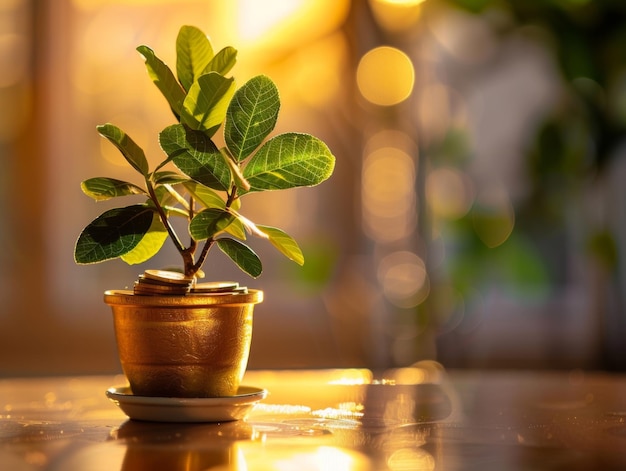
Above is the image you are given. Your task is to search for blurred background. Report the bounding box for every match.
[2,0,626,376]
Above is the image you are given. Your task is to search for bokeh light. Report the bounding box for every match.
[472,187,515,248]
[368,0,426,32]
[415,82,468,146]
[378,251,429,308]
[362,137,417,242]
[357,46,415,106]
[426,6,495,64]
[426,166,474,220]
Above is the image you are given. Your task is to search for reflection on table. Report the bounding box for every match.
[1,363,626,470]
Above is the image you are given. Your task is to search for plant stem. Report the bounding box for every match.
[183,195,198,277]
[189,184,238,276]
[146,177,187,259]
[192,238,215,275]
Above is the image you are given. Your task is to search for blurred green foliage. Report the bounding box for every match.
[439,0,626,299]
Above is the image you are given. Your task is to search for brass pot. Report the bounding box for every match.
[104,289,263,398]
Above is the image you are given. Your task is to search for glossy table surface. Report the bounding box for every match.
[1,365,626,470]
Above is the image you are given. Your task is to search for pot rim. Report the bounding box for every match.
[104,288,263,307]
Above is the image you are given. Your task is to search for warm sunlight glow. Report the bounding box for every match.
[237,0,350,55]
[313,447,358,470]
[376,0,426,5]
[73,0,181,7]
[264,446,370,471]
[357,46,415,106]
[369,0,426,32]
[388,448,436,471]
[312,406,364,420]
[328,369,374,385]
[384,361,446,384]
[274,32,347,108]
[238,0,302,41]
[384,366,427,384]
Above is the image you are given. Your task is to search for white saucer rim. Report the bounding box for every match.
[106,385,268,407]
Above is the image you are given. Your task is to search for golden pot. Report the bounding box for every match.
[104,289,263,398]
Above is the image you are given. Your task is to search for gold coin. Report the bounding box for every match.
[133,280,190,296]
[137,276,188,288]
[190,281,240,293]
[142,269,191,285]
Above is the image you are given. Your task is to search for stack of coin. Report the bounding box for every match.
[133,269,194,295]
[190,281,248,295]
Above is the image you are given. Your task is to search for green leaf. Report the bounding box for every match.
[81,177,146,201]
[225,75,280,162]
[181,72,235,136]
[224,218,247,240]
[137,45,186,118]
[176,25,214,92]
[189,208,234,241]
[206,46,237,76]
[152,171,190,186]
[74,205,154,264]
[243,133,335,192]
[159,124,231,190]
[97,124,150,177]
[120,213,168,265]
[257,225,304,265]
[217,238,262,278]
[183,181,227,209]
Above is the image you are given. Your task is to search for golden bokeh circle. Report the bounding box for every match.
[356,46,415,106]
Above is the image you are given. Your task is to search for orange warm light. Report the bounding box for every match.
[369,0,427,32]
[237,0,350,52]
[388,448,436,471]
[73,0,179,5]
[70,0,348,171]
[357,46,415,106]
[240,445,372,471]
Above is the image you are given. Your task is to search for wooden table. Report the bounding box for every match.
[1,366,626,470]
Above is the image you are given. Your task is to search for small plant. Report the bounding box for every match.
[74,25,336,281]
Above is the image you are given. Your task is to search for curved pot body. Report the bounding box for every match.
[104,289,263,398]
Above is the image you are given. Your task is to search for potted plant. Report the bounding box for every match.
[74,25,335,399]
